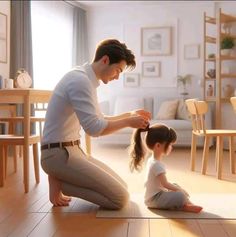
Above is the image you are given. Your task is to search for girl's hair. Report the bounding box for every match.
[129,124,177,172]
[93,39,136,70]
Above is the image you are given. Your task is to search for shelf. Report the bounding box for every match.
[220,13,236,23]
[206,97,216,102]
[221,74,236,78]
[205,36,216,44]
[221,98,231,103]
[205,16,216,24]
[205,77,216,80]
[204,9,236,129]
[205,58,216,62]
[221,33,236,40]
[220,55,236,60]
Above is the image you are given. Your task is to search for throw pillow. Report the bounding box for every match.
[176,99,191,120]
[156,100,179,120]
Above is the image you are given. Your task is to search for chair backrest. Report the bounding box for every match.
[0,104,17,134]
[185,99,208,134]
[33,103,48,138]
[230,97,236,113]
[0,104,16,117]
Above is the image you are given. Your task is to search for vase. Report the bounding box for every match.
[223,84,233,98]
[221,49,231,56]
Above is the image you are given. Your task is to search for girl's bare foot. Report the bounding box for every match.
[48,175,72,206]
[182,204,203,213]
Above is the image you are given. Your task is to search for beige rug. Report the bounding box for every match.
[96,193,236,219]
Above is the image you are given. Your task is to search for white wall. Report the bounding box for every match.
[85,1,236,131]
[85,1,215,103]
[0,0,10,80]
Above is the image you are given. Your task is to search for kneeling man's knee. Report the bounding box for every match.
[110,190,130,210]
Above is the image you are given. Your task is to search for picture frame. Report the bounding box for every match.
[123,73,139,87]
[205,80,216,98]
[141,26,172,56]
[142,61,161,77]
[0,12,7,63]
[184,44,200,59]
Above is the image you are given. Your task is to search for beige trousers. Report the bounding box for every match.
[41,145,129,209]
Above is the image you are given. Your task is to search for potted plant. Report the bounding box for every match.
[221,36,235,55]
[177,74,192,96]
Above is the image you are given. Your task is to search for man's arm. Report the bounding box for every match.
[104,109,151,121]
[104,112,130,121]
[100,109,151,136]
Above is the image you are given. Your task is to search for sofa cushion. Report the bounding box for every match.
[114,97,144,115]
[151,119,192,130]
[156,99,179,120]
[176,99,191,120]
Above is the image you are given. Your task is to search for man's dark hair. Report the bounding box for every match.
[93,39,136,70]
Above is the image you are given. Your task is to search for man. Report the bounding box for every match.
[41,39,151,209]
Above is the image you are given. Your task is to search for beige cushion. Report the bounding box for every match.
[176,99,191,120]
[156,100,179,120]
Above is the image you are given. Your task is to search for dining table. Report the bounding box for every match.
[0,89,52,192]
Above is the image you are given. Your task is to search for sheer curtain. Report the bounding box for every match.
[31,1,73,90]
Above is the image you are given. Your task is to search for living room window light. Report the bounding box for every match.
[31,1,73,90]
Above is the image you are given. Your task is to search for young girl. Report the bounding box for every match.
[129,124,203,213]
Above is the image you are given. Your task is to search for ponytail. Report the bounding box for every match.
[129,124,177,172]
[129,127,148,172]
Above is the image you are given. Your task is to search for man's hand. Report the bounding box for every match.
[131,109,152,120]
[128,109,151,129]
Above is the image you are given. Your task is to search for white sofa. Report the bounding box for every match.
[92,96,212,147]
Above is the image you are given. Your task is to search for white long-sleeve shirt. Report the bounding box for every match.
[41,63,108,144]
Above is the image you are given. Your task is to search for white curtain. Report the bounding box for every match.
[31,1,73,90]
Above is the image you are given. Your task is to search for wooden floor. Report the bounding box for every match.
[1,143,236,237]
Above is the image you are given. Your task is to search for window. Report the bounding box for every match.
[31,1,73,89]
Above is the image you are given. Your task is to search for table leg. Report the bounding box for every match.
[0,145,5,187]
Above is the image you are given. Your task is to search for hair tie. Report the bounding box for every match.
[139,123,150,133]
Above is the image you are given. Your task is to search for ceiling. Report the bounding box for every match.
[75,1,215,9]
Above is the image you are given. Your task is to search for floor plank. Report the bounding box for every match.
[198,220,228,237]
[169,219,204,237]
[219,220,236,237]
[53,215,128,237]
[0,212,46,237]
[127,219,149,237]
[150,219,172,237]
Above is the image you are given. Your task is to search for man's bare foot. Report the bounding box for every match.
[48,175,72,206]
[182,204,203,213]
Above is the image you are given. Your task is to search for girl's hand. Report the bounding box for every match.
[180,188,190,197]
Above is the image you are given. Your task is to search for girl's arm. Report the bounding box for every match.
[159,173,189,196]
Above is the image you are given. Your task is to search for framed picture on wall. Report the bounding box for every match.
[184,44,200,59]
[123,73,139,87]
[141,26,172,56]
[142,61,161,77]
[0,12,7,63]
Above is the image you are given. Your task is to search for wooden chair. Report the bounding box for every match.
[185,99,236,179]
[0,105,41,191]
[0,135,40,188]
[230,97,236,113]
[0,104,19,175]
